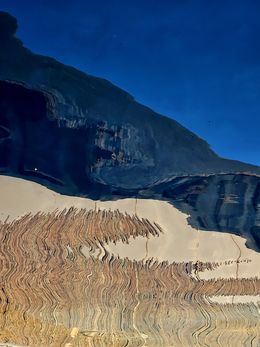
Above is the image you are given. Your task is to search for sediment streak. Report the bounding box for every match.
[0,209,259,346]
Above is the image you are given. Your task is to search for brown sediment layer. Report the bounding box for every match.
[0,210,259,346]
[0,208,161,250]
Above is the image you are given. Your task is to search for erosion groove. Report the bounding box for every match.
[0,209,259,346]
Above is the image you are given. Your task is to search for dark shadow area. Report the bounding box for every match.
[0,80,112,198]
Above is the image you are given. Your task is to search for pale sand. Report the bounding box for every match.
[0,175,259,279]
[209,295,260,305]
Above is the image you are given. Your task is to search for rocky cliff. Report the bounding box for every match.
[0,11,260,251]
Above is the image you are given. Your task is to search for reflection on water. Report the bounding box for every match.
[0,209,259,346]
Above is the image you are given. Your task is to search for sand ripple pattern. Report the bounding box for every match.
[0,209,259,346]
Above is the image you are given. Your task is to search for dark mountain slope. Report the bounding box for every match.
[0,11,260,251]
[1,11,260,190]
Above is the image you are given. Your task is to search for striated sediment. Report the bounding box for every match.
[0,209,259,347]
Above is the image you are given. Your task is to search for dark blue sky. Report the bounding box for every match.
[1,0,260,165]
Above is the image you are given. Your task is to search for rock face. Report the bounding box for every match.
[154,174,260,251]
[0,11,260,251]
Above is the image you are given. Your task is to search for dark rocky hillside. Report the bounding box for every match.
[0,11,260,251]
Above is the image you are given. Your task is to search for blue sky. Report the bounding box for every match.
[1,0,260,165]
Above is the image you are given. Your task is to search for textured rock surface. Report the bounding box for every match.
[0,209,259,347]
